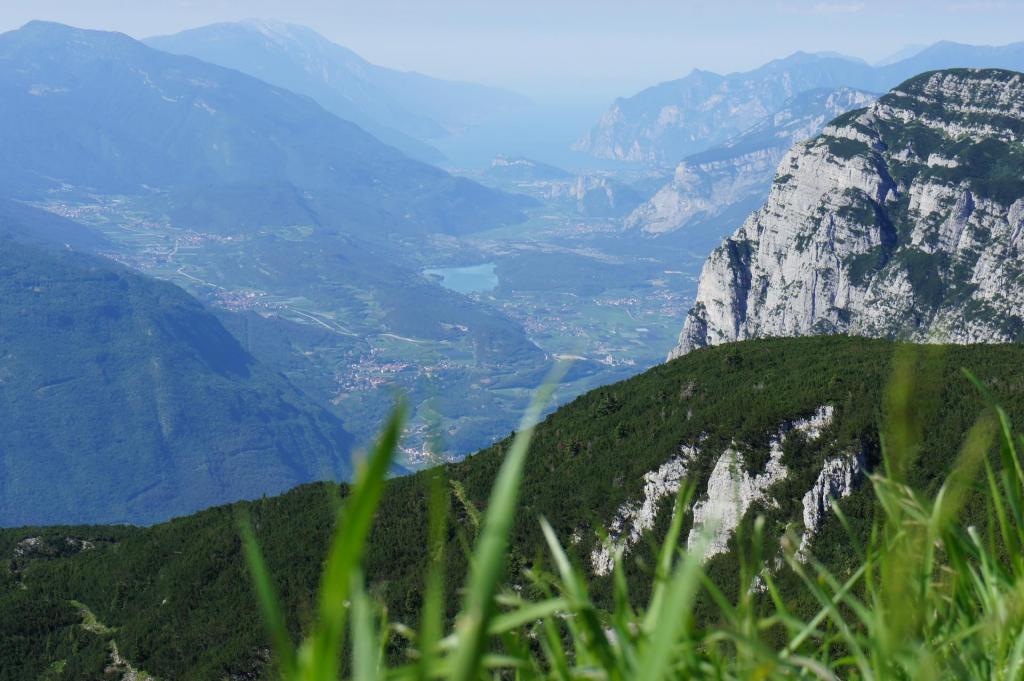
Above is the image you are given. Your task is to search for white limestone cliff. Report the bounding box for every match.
[591,406,836,573]
[670,69,1024,360]
[797,450,866,560]
[590,444,699,576]
[687,405,834,561]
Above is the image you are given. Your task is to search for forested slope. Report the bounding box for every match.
[3,336,1022,678]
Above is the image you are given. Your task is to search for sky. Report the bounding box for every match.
[1,0,1023,98]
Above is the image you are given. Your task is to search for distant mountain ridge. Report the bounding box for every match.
[0,21,561,463]
[0,238,353,526]
[0,21,530,239]
[626,87,878,236]
[671,68,1024,359]
[145,20,529,161]
[578,41,1024,163]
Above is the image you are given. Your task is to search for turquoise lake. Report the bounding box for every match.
[423,263,499,294]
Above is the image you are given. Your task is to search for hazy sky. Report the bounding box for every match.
[2,0,1023,97]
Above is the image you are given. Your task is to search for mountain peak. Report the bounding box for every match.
[144,20,524,156]
[671,67,1024,358]
[13,20,132,45]
[236,18,330,45]
[2,20,146,61]
[766,50,865,68]
[18,19,78,34]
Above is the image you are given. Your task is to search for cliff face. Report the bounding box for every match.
[671,69,1024,359]
[590,404,863,571]
[627,88,877,236]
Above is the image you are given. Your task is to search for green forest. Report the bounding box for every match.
[4,336,1024,679]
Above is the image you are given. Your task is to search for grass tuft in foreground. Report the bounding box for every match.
[244,362,1024,679]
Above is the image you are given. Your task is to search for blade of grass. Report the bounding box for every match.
[642,482,694,635]
[487,597,569,635]
[539,518,620,674]
[303,403,406,681]
[449,363,567,681]
[416,467,449,681]
[635,533,704,681]
[352,569,380,681]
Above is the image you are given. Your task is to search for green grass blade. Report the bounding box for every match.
[306,404,405,681]
[416,468,449,680]
[635,548,702,680]
[642,482,693,635]
[449,364,566,681]
[487,597,569,635]
[352,569,380,681]
[539,518,620,673]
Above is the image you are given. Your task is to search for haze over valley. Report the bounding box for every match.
[9,17,1024,468]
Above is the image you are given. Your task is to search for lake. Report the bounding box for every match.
[423,263,499,294]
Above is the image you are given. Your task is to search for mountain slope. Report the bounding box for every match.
[0,21,529,238]
[3,336,1022,678]
[145,20,527,158]
[0,239,353,526]
[671,68,1024,358]
[0,200,109,251]
[575,52,880,162]
[0,24,551,462]
[626,87,877,236]
[580,42,1024,164]
[878,39,1024,81]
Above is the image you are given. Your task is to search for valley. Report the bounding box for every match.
[31,182,702,464]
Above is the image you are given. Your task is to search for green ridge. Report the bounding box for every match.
[4,336,1024,678]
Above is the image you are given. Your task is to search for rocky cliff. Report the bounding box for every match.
[627,87,877,236]
[670,69,1024,359]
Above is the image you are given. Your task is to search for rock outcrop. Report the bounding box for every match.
[591,406,835,572]
[798,451,866,559]
[671,69,1024,359]
[590,444,700,576]
[627,88,877,236]
[483,155,570,182]
[688,405,834,561]
[505,172,646,219]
